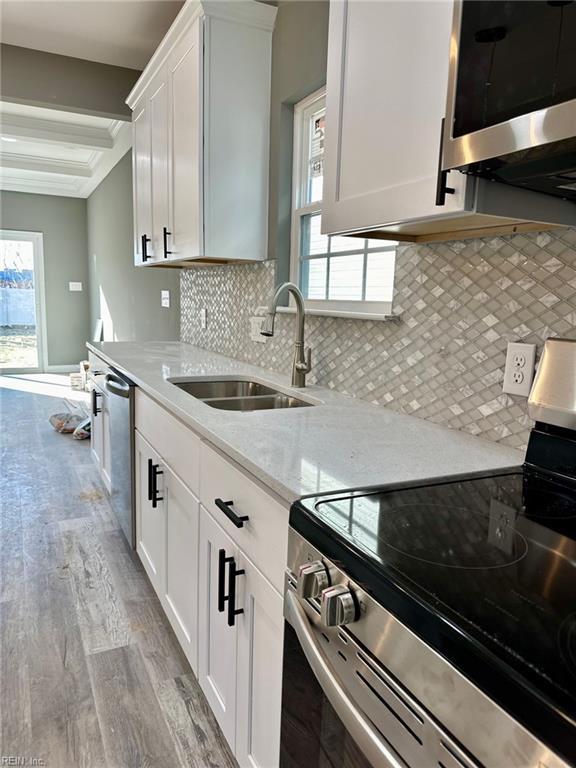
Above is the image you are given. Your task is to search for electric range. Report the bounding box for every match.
[280,339,576,768]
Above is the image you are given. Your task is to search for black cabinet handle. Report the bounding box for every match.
[227,557,245,627]
[163,227,172,258]
[214,498,249,528]
[148,461,163,508]
[91,389,102,417]
[435,117,455,207]
[141,234,152,262]
[218,549,233,613]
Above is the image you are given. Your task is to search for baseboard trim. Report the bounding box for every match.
[45,365,78,373]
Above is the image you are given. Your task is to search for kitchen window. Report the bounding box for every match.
[290,89,397,319]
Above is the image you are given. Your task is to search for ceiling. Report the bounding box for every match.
[0,0,184,70]
[0,101,132,197]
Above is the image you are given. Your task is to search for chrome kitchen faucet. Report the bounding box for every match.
[261,282,312,388]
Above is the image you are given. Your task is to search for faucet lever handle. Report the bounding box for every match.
[301,346,312,374]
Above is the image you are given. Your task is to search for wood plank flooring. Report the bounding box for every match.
[0,379,237,768]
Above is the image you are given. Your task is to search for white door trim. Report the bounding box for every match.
[0,228,48,373]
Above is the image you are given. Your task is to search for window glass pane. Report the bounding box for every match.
[328,254,364,300]
[367,238,398,250]
[307,109,325,205]
[329,234,365,254]
[301,213,328,257]
[302,257,327,300]
[365,252,396,302]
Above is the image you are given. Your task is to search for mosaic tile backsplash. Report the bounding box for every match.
[181,228,576,450]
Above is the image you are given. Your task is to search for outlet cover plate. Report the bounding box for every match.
[502,342,536,397]
[161,290,170,308]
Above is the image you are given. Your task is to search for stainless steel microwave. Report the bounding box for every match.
[442,0,576,202]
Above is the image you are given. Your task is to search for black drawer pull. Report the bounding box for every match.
[148,461,163,508]
[91,389,102,417]
[141,234,151,262]
[227,557,245,627]
[218,549,233,613]
[215,498,249,528]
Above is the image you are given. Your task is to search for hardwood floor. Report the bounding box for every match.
[0,379,237,768]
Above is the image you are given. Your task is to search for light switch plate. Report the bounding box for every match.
[69,281,82,292]
[200,308,208,329]
[250,316,266,343]
[161,290,170,308]
[502,342,536,396]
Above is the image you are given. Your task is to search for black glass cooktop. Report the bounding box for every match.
[291,464,576,762]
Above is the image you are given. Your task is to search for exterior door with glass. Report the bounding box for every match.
[0,230,47,373]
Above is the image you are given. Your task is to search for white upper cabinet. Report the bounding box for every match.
[322,0,576,242]
[323,0,466,237]
[127,0,277,266]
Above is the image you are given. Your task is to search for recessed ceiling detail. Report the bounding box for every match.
[0,101,131,198]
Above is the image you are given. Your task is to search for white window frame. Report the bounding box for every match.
[288,88,396,320]
[0,229,48,373]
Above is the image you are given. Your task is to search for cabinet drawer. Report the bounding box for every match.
[200,443,288,593]
[135,389,200,495]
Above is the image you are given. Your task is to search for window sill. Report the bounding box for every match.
[272,306,402,322]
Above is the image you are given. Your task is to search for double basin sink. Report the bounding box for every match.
[168,377,314,411]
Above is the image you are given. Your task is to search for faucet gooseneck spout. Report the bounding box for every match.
[261,282,312,388]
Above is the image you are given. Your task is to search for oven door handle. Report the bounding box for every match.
[285,590,404,768]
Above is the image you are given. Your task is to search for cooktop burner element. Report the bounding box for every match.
[315,498,529,569]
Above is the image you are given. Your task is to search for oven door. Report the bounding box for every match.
[280,590,404,768]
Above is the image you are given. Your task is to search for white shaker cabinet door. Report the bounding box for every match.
[149,71,170,263]
[167,17,202,261]
[162,466,200,673]
[322,0,467,235]
[132,98,153,264]
[235,553,284,768]
[135,431,166,596]
[198,506,239,751]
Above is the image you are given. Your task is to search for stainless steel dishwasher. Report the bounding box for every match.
[105,369,136,548]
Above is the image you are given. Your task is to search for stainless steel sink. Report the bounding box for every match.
[203,394,311,411]
[167,377,315,411]
[170,379,277,399]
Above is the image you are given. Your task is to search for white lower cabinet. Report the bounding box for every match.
[235,551,284,768]
[198,505,284,767]
[198,507,239,747]
[91,384,112,493]
[134,391,285,766]
[135,431,166,595]
[162,465,200,673]
[135,429,200,673]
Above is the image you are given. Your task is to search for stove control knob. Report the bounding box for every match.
[297,560,330,599]
[321,585,358,627]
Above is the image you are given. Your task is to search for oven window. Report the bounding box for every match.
[454,0,576,137]
[280,625,374,768]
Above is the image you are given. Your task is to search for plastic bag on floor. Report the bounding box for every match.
[73,417,91,440]
[49,412,84,434]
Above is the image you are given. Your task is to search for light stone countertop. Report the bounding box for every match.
[88,341,524,505]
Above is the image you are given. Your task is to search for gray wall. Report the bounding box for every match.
[268,0,329,282]
[0,44,139,120]
[0,191,91,366]
[87,151,180,343]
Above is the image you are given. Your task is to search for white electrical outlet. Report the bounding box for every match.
[200,308,207,329]
[161,290,170,308]
[69,281,82,292]
[502,342,536,396]
[250,316,266,343]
